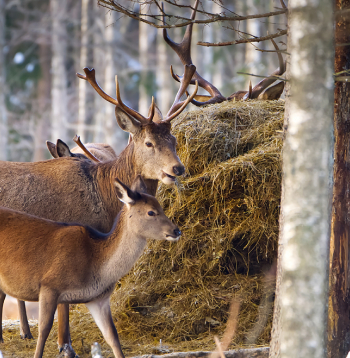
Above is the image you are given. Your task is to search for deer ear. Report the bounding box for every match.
[46,141,59,158]
[131,175,148,194]
[56,139,73,158]
[258,81,285,100]
[115,107,141,135]
[150,103,164,124]
[114,178,141,205]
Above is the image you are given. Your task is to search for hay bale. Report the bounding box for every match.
[1,101,284,357]
[104,101,283,354]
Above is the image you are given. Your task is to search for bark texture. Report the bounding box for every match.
[274,1,334,358]
[268,8,291,358]
[328,1,350,357]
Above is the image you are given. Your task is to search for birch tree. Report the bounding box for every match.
[0,0,7,161]
[269,1,334,358]
[50,0,68,141]
[77,0,90,138]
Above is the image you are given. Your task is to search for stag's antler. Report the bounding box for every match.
[162,64,198,123]
[162,0,226,107]
[77,68,155,125]
[163,1,286,104]
[72,135,100,163]
[240,38,285,100]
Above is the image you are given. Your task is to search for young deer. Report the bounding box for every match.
[0,176,181,358]
[0,67,197,357]
[163,0,286,105]
[47,135,117,163]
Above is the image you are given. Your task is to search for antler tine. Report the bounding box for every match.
[77,68,119,106]
[163,1,226,106]
[248,39,286,99]
[115,75,153,125]
[163,65,198,123]
[162,1,197,66]
[243,81,253,101]
[164,80,198,123]
[148,96,156,122]
[72,135,100,163]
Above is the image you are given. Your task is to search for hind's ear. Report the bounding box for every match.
[114,178,141,205]
[258,81,285,100]
[46,141,58,158]
[115,107,142,135]
[56,139,73,158]
[131,175,148,194]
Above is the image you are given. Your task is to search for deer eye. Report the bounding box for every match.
[148,211,156,216]
[145,142,153,148]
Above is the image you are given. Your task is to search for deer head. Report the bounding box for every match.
[163,0,286,104]
[115,175,181,241]
[77,67,198,184]
[46,139,92,161]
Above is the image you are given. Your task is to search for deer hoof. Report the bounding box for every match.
[59,343,78,358]
[20,332,33,340]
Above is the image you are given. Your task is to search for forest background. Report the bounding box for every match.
[0,0,287,162]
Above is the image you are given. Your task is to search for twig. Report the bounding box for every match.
[198,29,287,47]
[255,48,289,55]
[98,0,287,29]
[210,299,240,358]
[335,76,350,82]
[214,336,226,358]
[236,72,287,82]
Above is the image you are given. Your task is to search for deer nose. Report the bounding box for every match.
[174,228,181,237]
[173,165,185,176]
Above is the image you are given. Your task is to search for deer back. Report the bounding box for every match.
[71,143,117,162]
[0,177,180,303]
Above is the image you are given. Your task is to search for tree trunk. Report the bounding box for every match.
[327,1,350,357]
[0,0,7,161]
[93,3,105,143]
[156,23,172,115]
[33,41,51,162]
[270,1,334,358]
[245,0,261,88]
[77,0,89,139]
[139,20,148,115]
[103,10,118,149]
[50,0,68,141]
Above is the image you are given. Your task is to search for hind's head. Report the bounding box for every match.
[114,176,181,241]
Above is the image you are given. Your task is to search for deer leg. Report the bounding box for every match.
[17,300,33,339]
[86,297,125,358]
[57,303,77,358]
[0,291,6,343]
[34,288,58,358]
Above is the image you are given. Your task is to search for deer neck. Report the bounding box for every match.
[95,210,147,285]
[94,143,159,204]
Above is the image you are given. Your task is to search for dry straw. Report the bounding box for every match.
[1,100,284,357]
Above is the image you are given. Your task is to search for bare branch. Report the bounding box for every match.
[97,0,287,29]
[237,72,287,82]
[198,29,287,47]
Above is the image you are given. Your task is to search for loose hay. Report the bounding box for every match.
[1,100,284,357]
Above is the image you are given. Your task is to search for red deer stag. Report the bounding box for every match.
[163,0,286,105]
[47,135,117,162]
[0,176,181,358]
[0,66,198,357]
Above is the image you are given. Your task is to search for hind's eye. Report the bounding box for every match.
[148,211,156,216]
[145,142,153,148]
